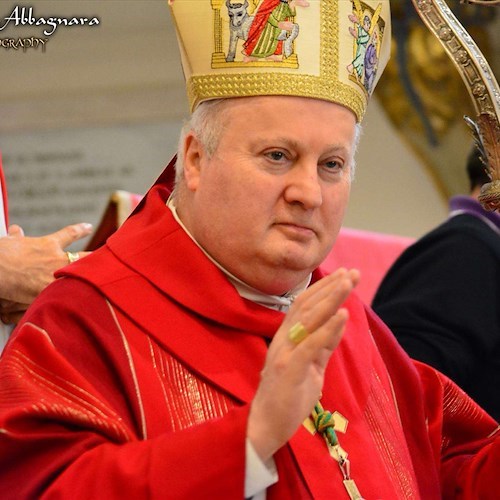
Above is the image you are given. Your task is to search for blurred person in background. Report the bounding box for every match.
[373,146,500,420]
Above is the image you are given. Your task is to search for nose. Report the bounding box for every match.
[283,163,323,209]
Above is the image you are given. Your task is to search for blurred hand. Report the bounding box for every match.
[0,300,28,325]
[247,268,360,461]
[0,222,92,309]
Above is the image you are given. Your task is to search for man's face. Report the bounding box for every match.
[179,96,357,295]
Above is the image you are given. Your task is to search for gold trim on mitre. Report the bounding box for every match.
[168,0,391,122]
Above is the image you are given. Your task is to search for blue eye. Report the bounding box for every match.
[325,160,341,170]
[266,151,286,161]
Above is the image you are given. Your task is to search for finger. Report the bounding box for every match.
[0,299,16,311]
[1,311,24,325]
[286,269,358,335]
[267,309,349,389]
[7,224,24,237]
[301,308,349,354]
[290,309,349,377]
[51,223,93,249]
[291,309,348,359]
[0,300,28,324]
[0,301,28,314]
[304,268,359,306]
[263,310,349,423]
[307,268,359,307]
[292,268,359,313]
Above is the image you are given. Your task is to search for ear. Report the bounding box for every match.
[182,132,205,192]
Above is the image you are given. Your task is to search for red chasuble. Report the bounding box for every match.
[0,154,8,229]
[0,169,498,499]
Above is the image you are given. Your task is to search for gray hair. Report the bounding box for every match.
[173,99,229,191]
[173,99,363,194]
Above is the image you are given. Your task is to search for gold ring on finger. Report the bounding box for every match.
[288,321,309,344]
[66,251,80,264]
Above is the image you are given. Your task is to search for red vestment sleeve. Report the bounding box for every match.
[367,309,499,499]
[0,292,248,499]
[415,361,500,500]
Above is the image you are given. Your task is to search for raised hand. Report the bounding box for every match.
[247,268,360,461]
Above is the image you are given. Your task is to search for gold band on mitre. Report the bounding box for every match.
[168,0,391,122]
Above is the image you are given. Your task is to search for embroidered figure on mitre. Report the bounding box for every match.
[242,0,310,63]
[347,0,383,95]
[364,22,381,93]
[225,0,256,62]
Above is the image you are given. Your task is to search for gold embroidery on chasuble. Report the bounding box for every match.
[440,376,494,453]
[364,369,420,499]
[147,338,235,433]
[0,328,130,442]
[108,301,149,439]
[103,302,235,439]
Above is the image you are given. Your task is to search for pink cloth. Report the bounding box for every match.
[322,227,414,304]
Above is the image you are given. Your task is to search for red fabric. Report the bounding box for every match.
[366,311,500,499]
[243,0,282,56]
[323,227,414,304]
[0,150,8,228]
[0,278,250,498]
[0,167,498,498]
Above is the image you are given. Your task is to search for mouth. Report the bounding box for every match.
[274,222,317,240]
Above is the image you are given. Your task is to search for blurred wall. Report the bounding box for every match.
[2,0,488,245]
